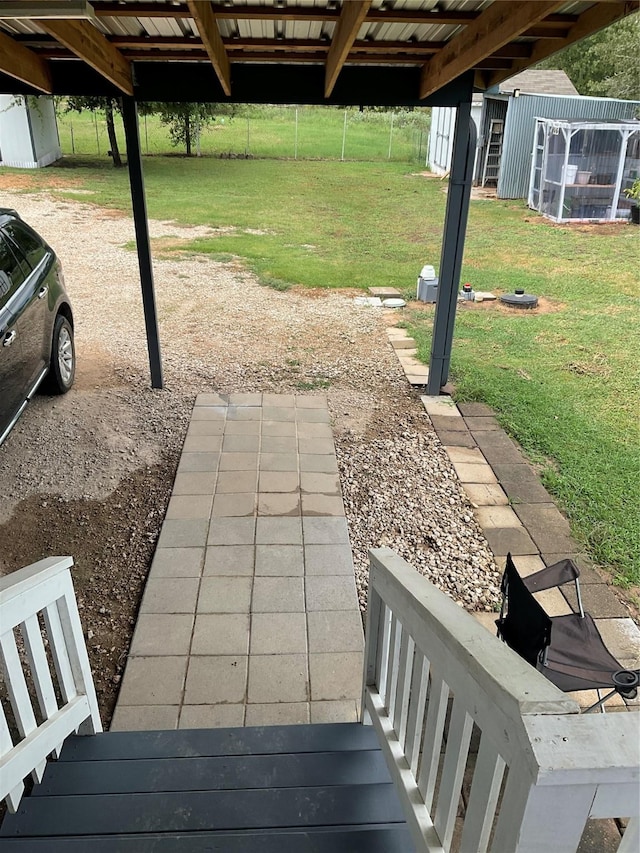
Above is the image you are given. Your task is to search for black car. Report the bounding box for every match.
[0,209,75,446]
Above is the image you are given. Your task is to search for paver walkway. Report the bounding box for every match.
[111,393,364,731]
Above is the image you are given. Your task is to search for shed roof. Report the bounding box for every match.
[498,69,579,96]
[0,2,635,106]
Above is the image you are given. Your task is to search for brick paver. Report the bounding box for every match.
[113,394,363,730]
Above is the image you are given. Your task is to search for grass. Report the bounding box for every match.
[2,153,638,585]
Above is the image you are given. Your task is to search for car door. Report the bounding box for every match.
[1,220,53,394]
[0,234,28,442]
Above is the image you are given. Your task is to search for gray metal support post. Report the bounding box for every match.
[121,96,163,389]
[427,100,476,396]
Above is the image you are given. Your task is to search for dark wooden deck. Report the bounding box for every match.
[1,723,414,851]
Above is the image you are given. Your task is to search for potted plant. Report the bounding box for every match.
[624,178,640,224]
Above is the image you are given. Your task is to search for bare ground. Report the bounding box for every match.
[0,188,499,726]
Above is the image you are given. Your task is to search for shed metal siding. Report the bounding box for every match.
[496,95,640,199]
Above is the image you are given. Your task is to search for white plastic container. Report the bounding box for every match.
[565,164,578,184]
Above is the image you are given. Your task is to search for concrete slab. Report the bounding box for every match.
[457,402,494,417]
[453,463,498,484]
[464,417,500,431]
[444,446,486,464]
[462,483,509,506]
[483,527,538,557]
[475,506,522,529]
[420,395,459,416]
[436,431,477,448]
[114,394,362,730]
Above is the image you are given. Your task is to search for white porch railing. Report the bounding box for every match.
[0,556,102,813]
[362,547,640,853]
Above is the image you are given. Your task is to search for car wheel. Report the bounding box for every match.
[44,314,75,394]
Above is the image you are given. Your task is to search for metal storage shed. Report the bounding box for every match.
[0,94,61,168]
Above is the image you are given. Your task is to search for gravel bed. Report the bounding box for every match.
[0,188,499,720]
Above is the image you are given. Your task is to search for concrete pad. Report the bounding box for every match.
[252,577,305,613]
[475,505,522,529]
[245,703,310,726]
[139,577,200,614]
[216,470,258,493]
[464,417,500,431]
[258,493,300,516]
[191,614,250,655]
[228,393,262,406]
[182,435,223,452]
[307,611,364,653]
[492,464,553,504]
[453,463,498,484]
[187,421,225,437]
[437,431,476,447]
[310,700,358,723]
[484,527,538,557]
[301,494,344,516]
[191,406,227,422]
[222,434,260,452]
[430,414,467,432]
[369,286,402,299]
[258,471,299,493]
[212,493,257,517]
[250,612,307,654]
[299,454,338,473]
[296,408,331,424]
[298,438,335,455]
[390,338,416,350]
[406,374,429,386]
[420,395,459,416]
[255,544,304,576]
[261,407,296,422]
[178,452,220,473]
[261,436,298,454]
[179,704,245,728]
[218,452,259,471]
[295,395,327,409]
[197,577,252,613]
[263,394,296,407]
[300,473,341,495]
[256,517,303,545]
[462,483,509,507]
[227,406,262,421]
[110,705,180,732]
[296,422,333,439]
[457,402,494,417]
[260,453,298,472]
[117,657,187,705]
[309,652,362,701]
[130,614,194,657]
[562,585,629,618]
[157,519,209,549]
[204,545,255,576]
[533,588,573,616]
[304,544,354,576]
[208,518,256,546]
[150,547,204,578]
[303,517,350,544]
[195,393,227,407]
[474,437,525,466]
[172,472,217,495]
[444,446,486,464]
[306,576,358,611]
[165,495,212,520]
[248,654,308,703]
[184,656,248,704]
[224,421,261,436]
[261,421,296,437]
[511,554,546,577]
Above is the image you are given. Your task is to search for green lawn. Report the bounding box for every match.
[3,155,638,585]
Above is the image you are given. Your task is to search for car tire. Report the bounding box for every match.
[44,314,75,395]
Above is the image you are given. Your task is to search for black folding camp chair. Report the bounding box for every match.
[496,553,639,713]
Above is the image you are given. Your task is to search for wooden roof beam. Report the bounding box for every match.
[325,0,372,96]
[186,0,231,96]
[419,1,566,99]
[39,19,132,93]
[0,29,52,92]
[484,1,640,89]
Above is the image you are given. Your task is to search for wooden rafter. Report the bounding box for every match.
[484,1,639,88]
[39,19,132,94]
[186,0,231,96]
[325,0,371,96]
[419,1,565,99]
[0,29,52,92]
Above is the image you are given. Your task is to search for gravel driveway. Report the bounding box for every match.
[0,188,499,723]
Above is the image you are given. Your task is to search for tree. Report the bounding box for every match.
[63,96,124,167]
[150,102,219,156]
[537,14,640,101]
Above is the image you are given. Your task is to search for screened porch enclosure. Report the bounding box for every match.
[528,119,640,223]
